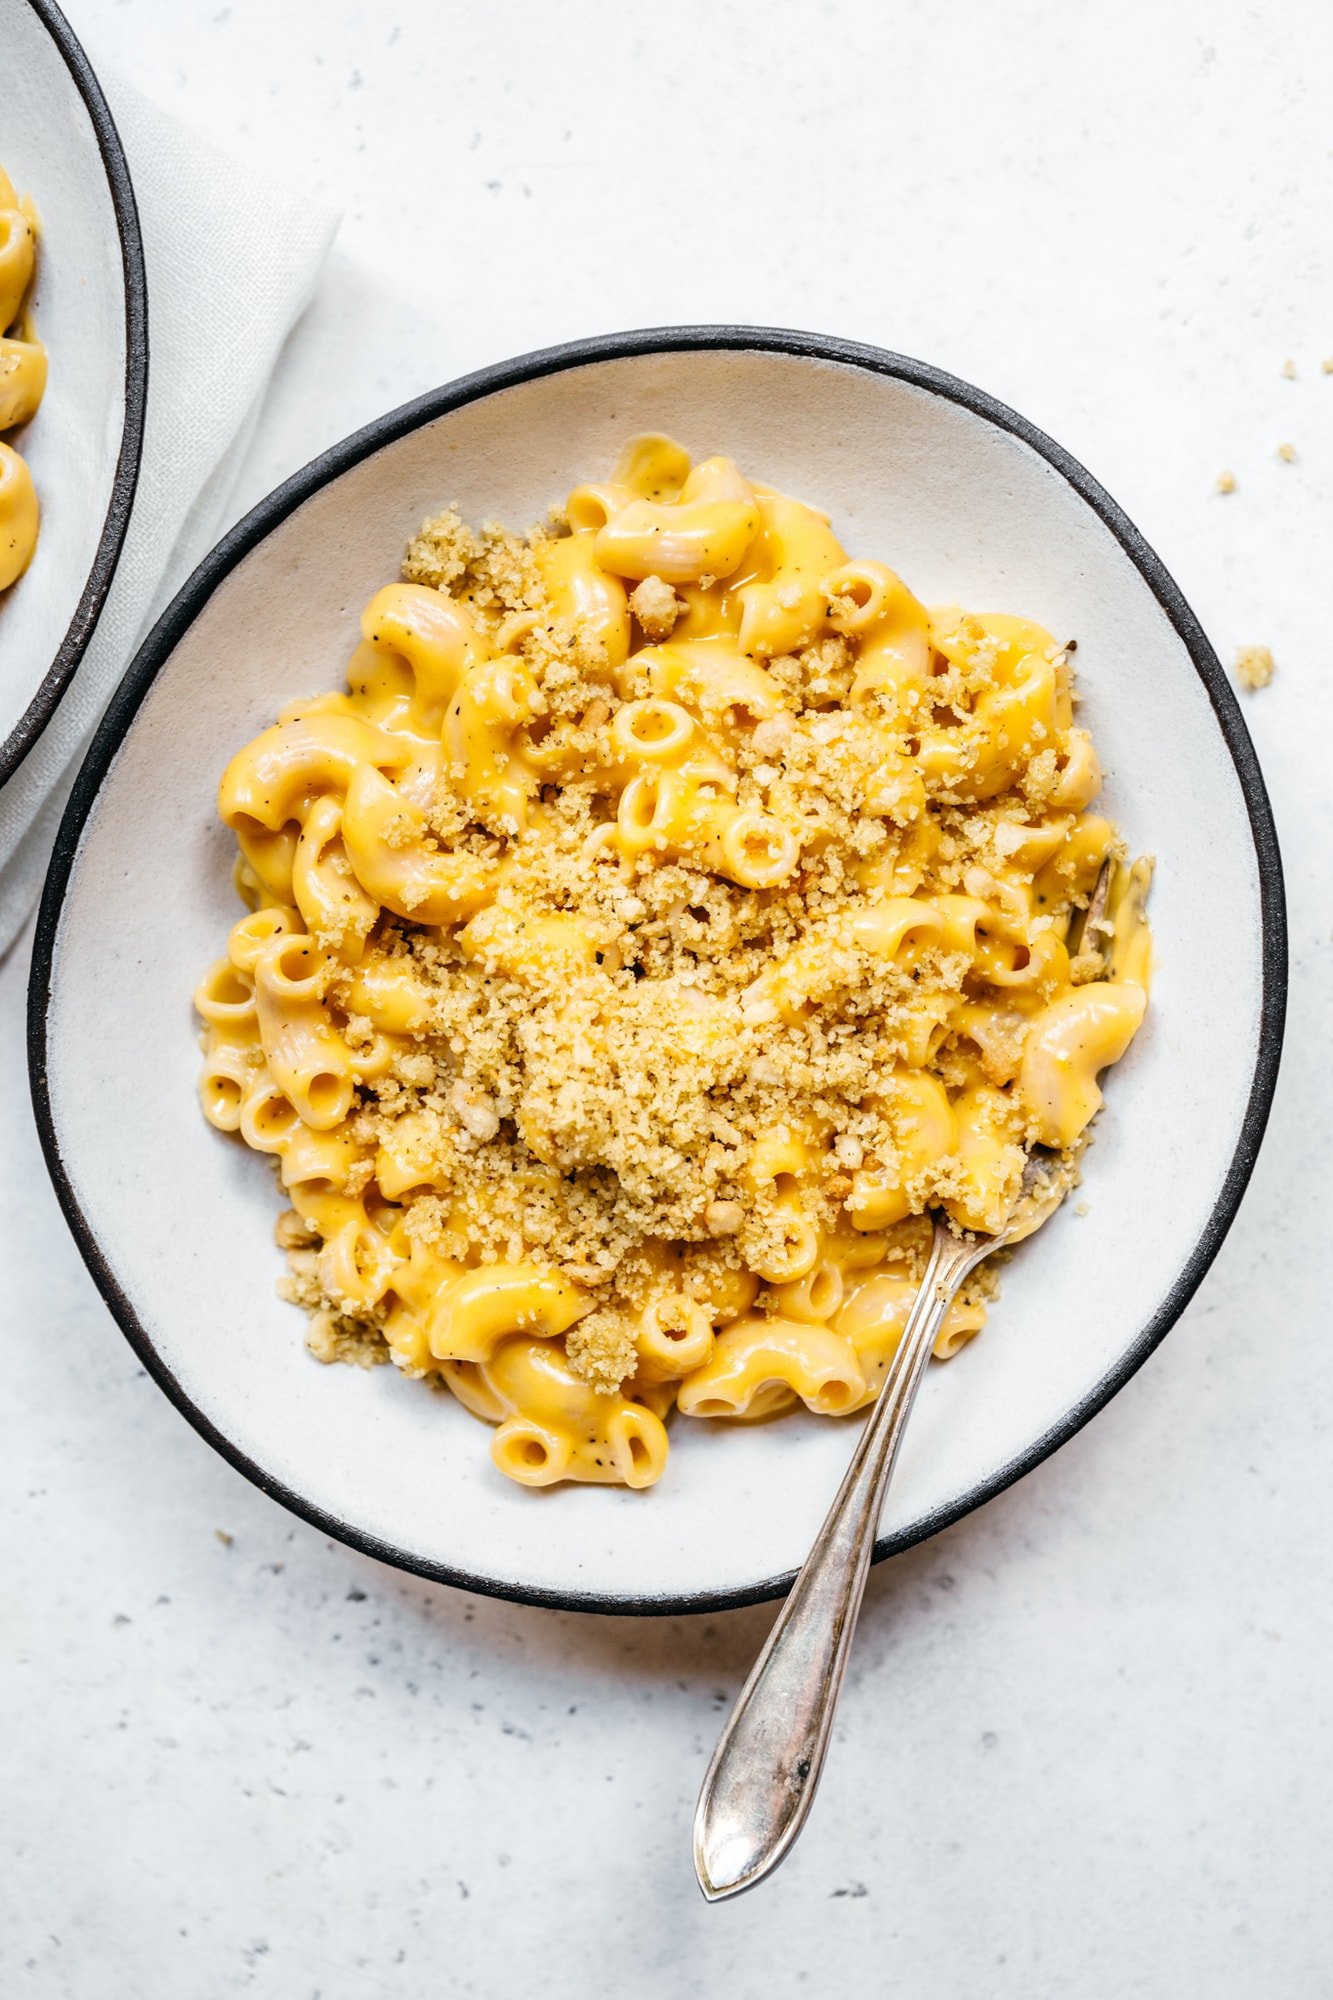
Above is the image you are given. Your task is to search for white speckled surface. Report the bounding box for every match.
[2,0,1330,1993]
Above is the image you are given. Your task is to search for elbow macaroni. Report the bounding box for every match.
[196,436,1152,1492]
[0,166,45,591]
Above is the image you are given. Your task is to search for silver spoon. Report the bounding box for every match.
[692,1150,1073,1901]
[693,859,1122,1903]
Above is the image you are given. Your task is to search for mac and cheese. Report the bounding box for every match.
[196,438,1151,1491]
[0,166,45,591]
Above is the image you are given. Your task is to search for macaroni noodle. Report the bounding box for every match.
[0,166,45,591]
[197,438,1151,1490]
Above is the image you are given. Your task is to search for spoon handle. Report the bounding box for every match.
[693,1219,985,1902]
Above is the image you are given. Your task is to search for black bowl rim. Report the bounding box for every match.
[27,324,1287,1616]
[0,0,150,784]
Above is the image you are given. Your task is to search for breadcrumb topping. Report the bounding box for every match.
[628,573,683,640]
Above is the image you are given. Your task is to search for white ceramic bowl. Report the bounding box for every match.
[29,330,1285,1612]
[0,0,147,781]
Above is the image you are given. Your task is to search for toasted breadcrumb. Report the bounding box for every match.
[1215,470,1237,495]
[1276,443,1296,464]
[275,1207,317,1250]
[450,1079,500,1142]
[628,574,683,641]
[1323,357,1333,375]
[1281,358,1297,380]
[403,507,546,616]
[565,1306,638,1394]
[1234,645,1275,692]
[305,1308,389,1369]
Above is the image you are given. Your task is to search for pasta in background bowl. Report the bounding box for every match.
[0,160,47,590]
[0,0,146,781]
[31,331,1283,1610]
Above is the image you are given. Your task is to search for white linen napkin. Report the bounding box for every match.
[0,75,338,952]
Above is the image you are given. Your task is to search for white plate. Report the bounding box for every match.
[29,331,1286,1612]
[0,0,147,781]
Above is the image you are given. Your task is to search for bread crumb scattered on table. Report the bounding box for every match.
[1280,358,1297,380]
[1234,645,1275,692]
[1215,469,1237,495]
[1276,442,1296,463]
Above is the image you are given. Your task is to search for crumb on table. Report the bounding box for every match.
[1281,358,1297,380]
[1234,645,1275,692]
[1215,469,1236,495]
[1276,442,1296,463]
